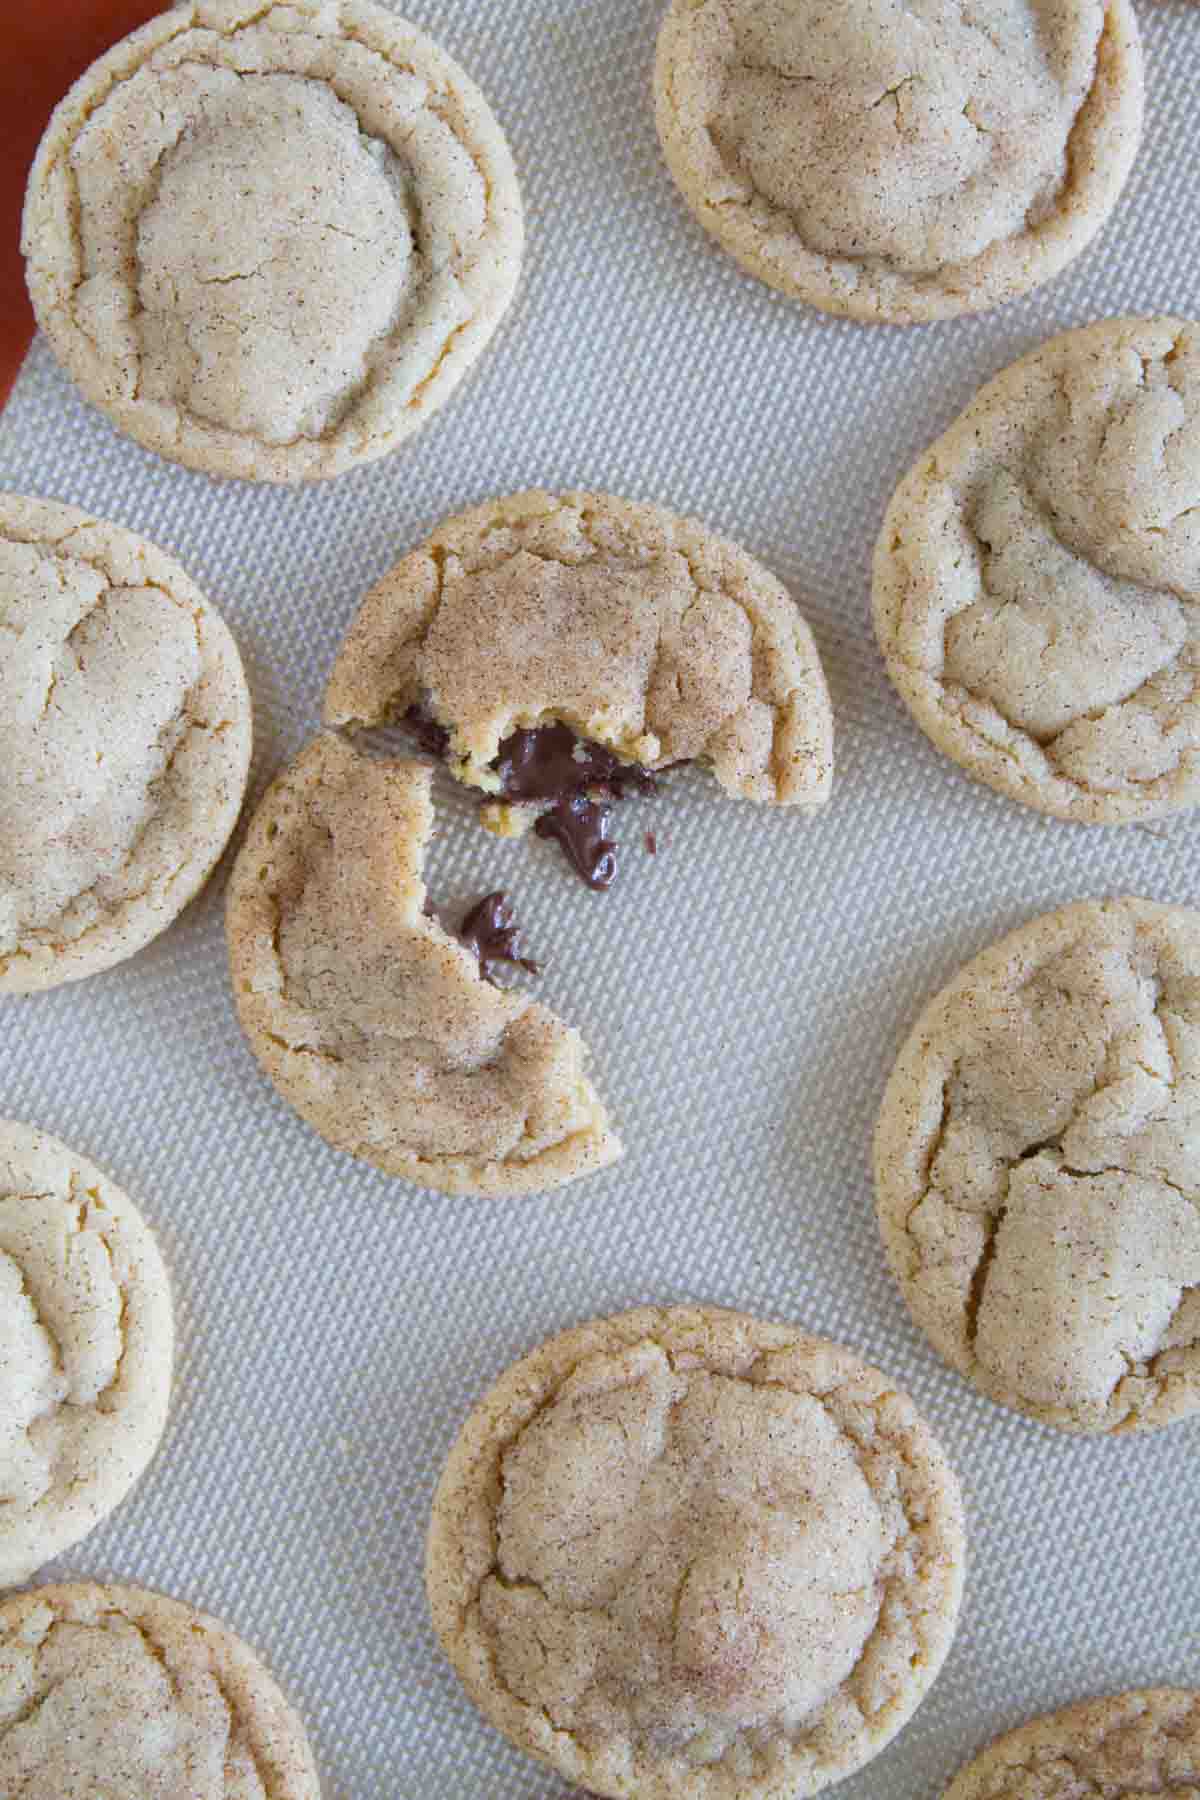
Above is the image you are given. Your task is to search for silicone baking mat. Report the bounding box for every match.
[2,3,1198,1795]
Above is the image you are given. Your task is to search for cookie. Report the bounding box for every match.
[654,0,1143,323]
[324,490,833,885]
[22,0,523,483]
[0,1580,319,1795]
[943,1689,1200,1798]
[0,1123,173,1587]
[874,316,1200,823]
[225,733,618,1197]
[427,1303,965,1799]
[0,495,251,991]
[875,898,1200,1435]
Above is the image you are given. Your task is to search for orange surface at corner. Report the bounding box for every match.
[0,0,165,411]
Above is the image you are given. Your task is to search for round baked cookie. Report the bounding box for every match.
[654,0,1143,324]
[874,316,1200,823]
[427,1303,966,1799]
[0,495,251,991]
[876,897,1200,1435]
[325,488,834,822]
[22,0,523,483]
[0,1123,173,1587]
[226,732,618,1197]
[0,1581,319,1796]
[943,1689,1200,1798]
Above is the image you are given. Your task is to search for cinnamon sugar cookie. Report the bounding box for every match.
[0,1123,173,1586]
[0,1581,318,1796]
[226,733,618,1197]
[325,489,833,885]
[427,1304,965,1798]
[876,897,1200,1433]
[944,1689,1200,1798]
[22,0,523,482]
[654,0,1142,322]
[874,317,1200,822]
[0,494,250,991]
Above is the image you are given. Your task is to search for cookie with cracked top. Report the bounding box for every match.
[875,897,1200,1434]
[654,0,1143,323]
[0,494,251,991]
[22,0,523,483]
[426,1303,965,1798]
[943,1688,1200,1798]
[0,1122,173,1586]
[874,316,1200,822]
[0,1580,318,1796]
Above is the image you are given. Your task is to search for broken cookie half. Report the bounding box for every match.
[324,490,834,889]
[225,733,618,1198]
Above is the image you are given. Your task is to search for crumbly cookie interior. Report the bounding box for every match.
[0,534,200,958]
[884,902,1200,1431]
[710,0,1102,277]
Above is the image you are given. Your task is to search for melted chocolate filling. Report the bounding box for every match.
[535,796,618,890]
[456,891,539,984]
[400,707,659,890]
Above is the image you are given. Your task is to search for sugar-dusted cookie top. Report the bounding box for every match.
[655,0,1142,323]
[876,897,1200,1434]
[943,1688,1200,1799]
[226,733,619,1197]
[0,1123,173,1586]
[427,1303,965,1798]
[22,0,523,482]
[325,490,833,882]
[0,1581,319,1798]
[874,316,1200,822]
[0,494,251,991]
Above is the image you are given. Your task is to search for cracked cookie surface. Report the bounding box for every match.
[0,1123,173,1587]
[874,316,1200,822]
[0,494,251,992]
[325,489,833,830]
[943,1688,1200,1798]
[0,1581,319,1797]
[426,1304,965,1799]
[225,732,619,1197]
[654,0,1142,323]
[22,0,522,482]
[875,898,1200,1434]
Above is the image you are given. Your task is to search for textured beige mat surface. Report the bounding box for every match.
[2,2,1198,1794]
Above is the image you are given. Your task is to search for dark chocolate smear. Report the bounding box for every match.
[400,704,450,759]
[457,891,540,984]
[493,721,657,805]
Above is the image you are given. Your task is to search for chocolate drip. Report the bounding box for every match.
[534,796,618,891]
[457,891,540,984]
[496,722,656,889]
[400,704,450,759]
[399,707,659,889]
